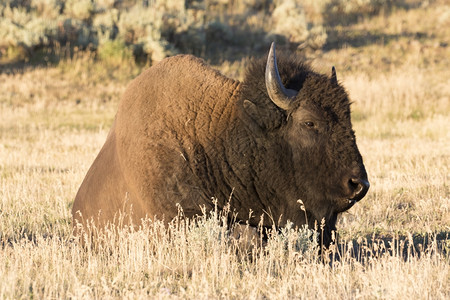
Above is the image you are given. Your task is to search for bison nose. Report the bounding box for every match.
[347,177,370,202]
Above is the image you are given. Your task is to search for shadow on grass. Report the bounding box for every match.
[0,47,65,75]
[329,231,449,264]
[0,59,50,75]
[322,0,423,27]
[324,29,430,51]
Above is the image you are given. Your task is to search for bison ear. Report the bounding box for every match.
[243,100,260,121]
[242,99,284,132]
[243,99,256,110]
[242,100,266,131]
[331,66,337,85]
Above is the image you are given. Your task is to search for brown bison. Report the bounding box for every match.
[72,43,369,246]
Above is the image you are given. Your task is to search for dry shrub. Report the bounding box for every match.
[0,0,331,63]
[271,0,309,44]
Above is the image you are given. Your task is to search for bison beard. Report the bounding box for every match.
[72,43,369,248]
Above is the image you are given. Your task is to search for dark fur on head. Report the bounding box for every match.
[238,50,367,246]
[242,51,351,114]
[240,51,351,129]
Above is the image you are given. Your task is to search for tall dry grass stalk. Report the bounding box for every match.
[0,211,448,298]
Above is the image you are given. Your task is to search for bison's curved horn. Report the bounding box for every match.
[265,42,297,110]
[331,66,337,85]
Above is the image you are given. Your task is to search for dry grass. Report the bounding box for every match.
[1,2,449,299]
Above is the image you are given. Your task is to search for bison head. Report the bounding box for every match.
[239,43,369,245]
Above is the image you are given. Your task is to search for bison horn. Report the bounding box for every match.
[265,42,297,110]
[331,66,337,85]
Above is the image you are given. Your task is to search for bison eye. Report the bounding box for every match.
[304,121,315,128]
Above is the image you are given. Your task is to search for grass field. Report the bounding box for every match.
[1,1,449,299]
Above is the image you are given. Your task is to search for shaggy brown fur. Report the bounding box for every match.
[73,51,369,246]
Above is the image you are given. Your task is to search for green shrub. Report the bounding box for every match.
[97,39,133,63]
[32,0,64,19]
[271,0,309,44]
[0,0,405,63]
[0,5,60,60]
[57,18,96,49]
[65,0,95,21]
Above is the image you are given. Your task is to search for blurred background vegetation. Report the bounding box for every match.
[1,0,438,67]
[0,2,449,297]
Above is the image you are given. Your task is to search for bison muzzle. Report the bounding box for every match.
[72,43,369,247]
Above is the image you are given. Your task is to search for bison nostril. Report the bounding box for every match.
[349,178,360,191]
[348,178,370,201]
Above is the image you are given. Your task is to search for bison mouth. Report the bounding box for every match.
[336,178,370,213]
[345,198,357,209]
[331,198,356,214]
[334,195,362,214]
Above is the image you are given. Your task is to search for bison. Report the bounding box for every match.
[72,43,369,246]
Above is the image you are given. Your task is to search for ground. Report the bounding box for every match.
[0,1,449,298]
